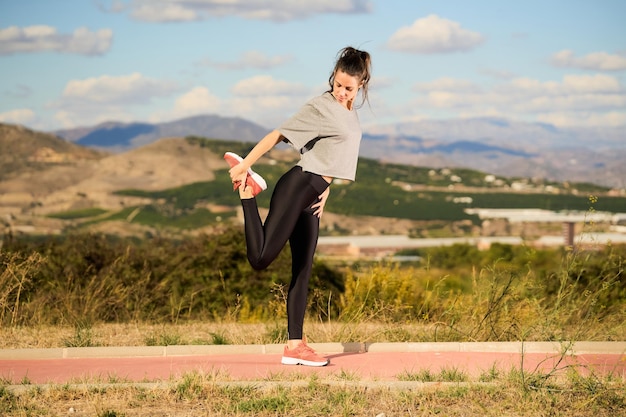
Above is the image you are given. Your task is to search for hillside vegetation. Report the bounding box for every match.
[1,126,624,240]
[39,136,625,237]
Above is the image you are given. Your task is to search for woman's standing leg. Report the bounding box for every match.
[280,205,330,366]
[286,205,320,340]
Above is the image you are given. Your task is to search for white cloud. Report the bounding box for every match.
[172,86,221,116]
[537,111,626,128]
[50,73,178,128]
[201,50,294,70]
[0,25,112,56]
[560,74,622,93]
[369,75,394,90]
[110,0,371,22]
[59,73,177,105]
[231,75,308,97]
[224,75,318,127]
[551,49,626,71]
[387,15,484,54]
[411,74,626,127]
[54,108,137,128]
[0,108,35,125]
[479,68,516,80]
[231,95,295,113]
[227,94,303,129]
[504,74,622,96]
[146,86,222,124]
[414,77,481,93]
[98,0,127,13]
[131,2,198,22]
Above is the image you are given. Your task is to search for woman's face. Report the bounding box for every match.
[331,70,362,110]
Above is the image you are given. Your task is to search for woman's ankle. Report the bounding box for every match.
[287,339,303,350]
[238,184,254,199]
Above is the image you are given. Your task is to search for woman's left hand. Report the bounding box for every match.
[229,164,248,190]
[312,187,330,218]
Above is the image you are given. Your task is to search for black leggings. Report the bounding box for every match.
[241,166,329,340]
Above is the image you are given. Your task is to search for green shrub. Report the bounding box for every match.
[47,207,108,220]
[1,233,623,342]
[0,230,345,326]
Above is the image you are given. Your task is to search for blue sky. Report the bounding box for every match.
[1,0,625,133]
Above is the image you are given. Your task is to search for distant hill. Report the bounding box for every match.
[44,114,626,189]
[54,115,269,151]
[1,126,624,239]
[423,140,537,157]
[361,134,537,158]
[0,123,104,181]
[0,134,235,223]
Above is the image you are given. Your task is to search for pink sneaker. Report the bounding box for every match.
[281,340,329,367]
[223,152,267,197]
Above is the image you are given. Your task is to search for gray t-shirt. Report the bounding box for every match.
[278,92,362,181]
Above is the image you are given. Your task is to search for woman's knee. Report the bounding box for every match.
[247,254,273,270]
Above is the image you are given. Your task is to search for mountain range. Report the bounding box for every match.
[51,115,626,189]
[54,114,268,152]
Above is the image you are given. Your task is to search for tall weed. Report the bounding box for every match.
[335,244,624,342]
[0,251,43,325]
[1,229,623,343]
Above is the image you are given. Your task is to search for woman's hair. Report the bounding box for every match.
[328,46,372,108]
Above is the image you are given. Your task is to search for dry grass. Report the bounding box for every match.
[2,314,624,416]
[1,321,452,349]
[6,319,623,350]
[2,369,624,417]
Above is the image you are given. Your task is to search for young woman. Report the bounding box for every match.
[225,46,372,367]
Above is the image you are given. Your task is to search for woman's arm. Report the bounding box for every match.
[242,129,284,169]
[229,129,284,184]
